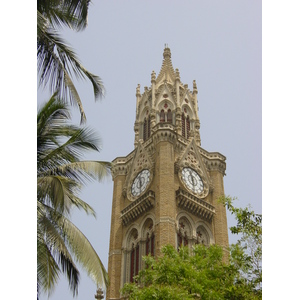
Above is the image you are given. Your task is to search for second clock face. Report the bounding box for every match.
[131,169,150,197]
[181,167,204,194]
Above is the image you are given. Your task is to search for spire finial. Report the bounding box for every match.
[136,83,141,96]
[151,70,156,82]
[193,80,198,94]
[163,46,171,59]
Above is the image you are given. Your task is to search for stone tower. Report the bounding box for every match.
[106,47,228,300]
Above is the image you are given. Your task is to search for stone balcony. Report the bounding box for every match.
[120,190,155,226]
[176,188,215,221]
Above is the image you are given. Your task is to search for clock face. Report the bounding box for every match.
[131,169,150,197]
[181,167,204,194]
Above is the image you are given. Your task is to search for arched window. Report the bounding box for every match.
[167,109,172,123]
[143,118,147,141]
[147,117,151,138]
[130,243,140,282]
[181,113,190,138]
[195,226,209,246]
[177,232,188,249]
[186,115,190,139]
[146,233,155,256]
[126,228,140,283]
[143,218,155,257]
[177,217,192,250]
[143,116,151,141]
[181,113,186,137]
[160,110,165,122]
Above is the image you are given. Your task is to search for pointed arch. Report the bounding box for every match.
[186,115,190,138]
[147,116,151,138]
[141,218,155,257]
[181,112,190,138]
[125,227,140,283]
[181,113,186,137]
[195,222,214,245]
[177,215,193,249]
[167,109,172,123]
[143,116,151,141]
[160,110,165,122]
[143,117,147,141]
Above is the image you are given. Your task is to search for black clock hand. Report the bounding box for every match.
[189,170,195,186]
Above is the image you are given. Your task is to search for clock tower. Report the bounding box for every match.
[106,47,229,299]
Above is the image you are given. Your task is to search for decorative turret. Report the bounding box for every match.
[134,46,201,147]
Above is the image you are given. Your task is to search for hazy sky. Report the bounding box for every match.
[37,1,262,299]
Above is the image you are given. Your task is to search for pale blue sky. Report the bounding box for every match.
[37,1,262,299]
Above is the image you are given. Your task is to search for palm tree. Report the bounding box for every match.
[37,93,110,299]
[37,0,104,123]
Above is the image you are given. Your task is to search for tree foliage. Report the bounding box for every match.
[37,94,110,299]
[122,197,262,300]
[223,196,262,298]
[37,0,105,123]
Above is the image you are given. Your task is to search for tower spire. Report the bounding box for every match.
[156,46,175,84]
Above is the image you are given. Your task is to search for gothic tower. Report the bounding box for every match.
[106,47,228,300]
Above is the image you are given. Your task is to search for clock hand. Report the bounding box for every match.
[189,170,195,186]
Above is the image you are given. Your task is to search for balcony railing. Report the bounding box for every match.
[121,190,155,226]
[176,188,215,221]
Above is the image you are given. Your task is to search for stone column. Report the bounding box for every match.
[153,138,176,256]
[209,169,229,260]
[106,172,125,300]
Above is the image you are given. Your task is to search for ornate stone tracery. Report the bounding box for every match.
[196,226,209,245]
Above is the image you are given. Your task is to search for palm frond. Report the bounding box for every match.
[38,175,96,216]
[37,94,110,297]
[61,0,91,30]
[38,202,75,261]
[37,11,105,123]
[37,0,91,31]
[37,238,61,296]
[58,160,111,182]
[57,251,80,295]
[60,127,101,158]
[55,210,109,288]
[37,93,70,134]
[39,127,103,168]
[38,175,72,213]
[38,201,81,295]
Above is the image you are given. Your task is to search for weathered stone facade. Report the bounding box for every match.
[106,47,229,300]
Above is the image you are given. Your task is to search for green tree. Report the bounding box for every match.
[122,245,237,300]
[121,198,262,300]
[222,196,262,299]
[37,93,110,299]
[37,0,104,123]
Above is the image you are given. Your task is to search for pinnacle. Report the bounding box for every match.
[163,46,171,59]
[156,46,176,84]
